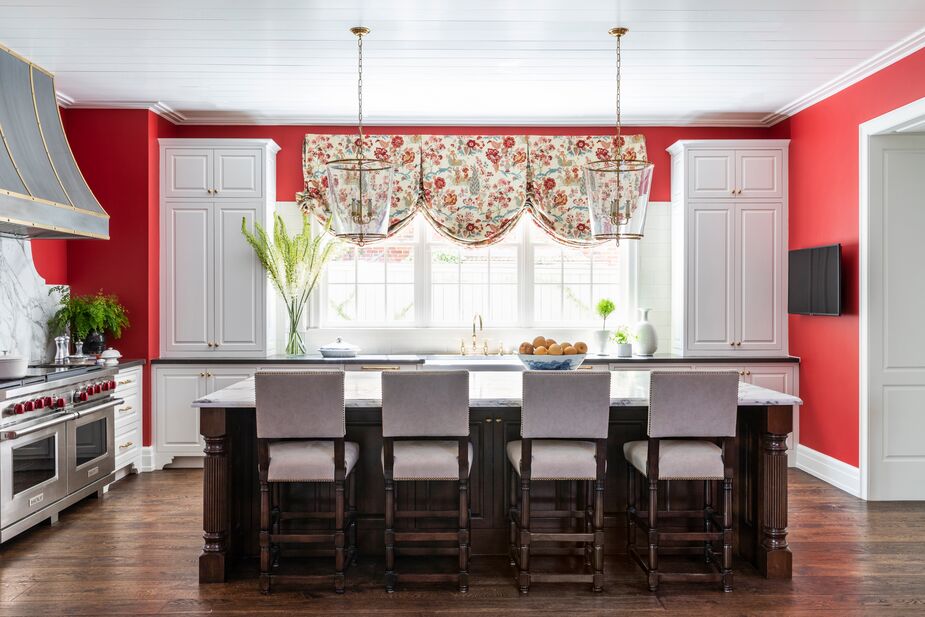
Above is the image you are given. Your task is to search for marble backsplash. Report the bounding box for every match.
[0,238,62,363]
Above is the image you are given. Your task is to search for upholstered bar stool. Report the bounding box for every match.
[255,370,359,594]
[623,370,739,592]
[507,371,611,594]
[381,370,472,593]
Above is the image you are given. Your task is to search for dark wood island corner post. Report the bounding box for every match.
[199,407,230,583]
[758,404,793,579]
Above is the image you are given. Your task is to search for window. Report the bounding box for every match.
[317,217,630,328]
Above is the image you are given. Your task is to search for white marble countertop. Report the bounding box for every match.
[192,370,803,409]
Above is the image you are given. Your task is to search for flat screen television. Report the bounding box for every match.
[788,244,842,316]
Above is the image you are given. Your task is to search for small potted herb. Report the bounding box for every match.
[611,326,634,358]
[594,298,616,356]
[48,286,129,355]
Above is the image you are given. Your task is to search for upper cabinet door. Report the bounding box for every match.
[213,148,264,198]
[164,148,213,198]
[735,203,783,351]
[212,203,265,352]
[686,203,736,351]
[735,150,783,199]
[687,150,736,199]
[163,203,214,353]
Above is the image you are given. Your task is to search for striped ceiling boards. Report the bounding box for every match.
[0,0,924,126]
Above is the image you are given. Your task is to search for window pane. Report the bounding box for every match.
[357,247,386,283]
[387,284,415,323]
[327,284,356,323]
[431,249,460,284]
[387,246,414,284]
[534,246,562,284]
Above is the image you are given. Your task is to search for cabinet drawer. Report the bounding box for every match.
[115,427,141,469]
[114,369,142,396]
[114,394,140,431]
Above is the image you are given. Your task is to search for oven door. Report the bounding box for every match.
[0,416,71,529]
[67,400,118,492]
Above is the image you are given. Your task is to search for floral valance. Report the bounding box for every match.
[296,133,648,247]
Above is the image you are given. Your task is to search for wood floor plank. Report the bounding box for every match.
[1,469,925,615]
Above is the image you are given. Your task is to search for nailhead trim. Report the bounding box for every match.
[256,369,346,438]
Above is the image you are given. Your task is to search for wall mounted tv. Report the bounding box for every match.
[788,244,842,316]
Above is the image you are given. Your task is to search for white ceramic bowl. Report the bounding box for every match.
[517,353,586,371]
[0,355,28,379]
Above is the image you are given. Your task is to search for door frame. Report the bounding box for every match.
[859,95,925,500]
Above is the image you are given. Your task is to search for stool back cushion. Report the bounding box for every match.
[521,371,611,439]
[381,371,470,437]
[255,370,345,439]
[648,371,739,438]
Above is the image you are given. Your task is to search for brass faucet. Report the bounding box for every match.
[472,313,484,354]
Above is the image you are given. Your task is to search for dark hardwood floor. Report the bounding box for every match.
[1,469,924,616]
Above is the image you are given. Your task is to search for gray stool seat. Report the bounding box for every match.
[506,439,601,480]
[269,440,361,482]
[623,439,724,480]
[384,440,474,481]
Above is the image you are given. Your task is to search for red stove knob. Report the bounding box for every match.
[108,380,117,390]
[13,403,24,415]
[78,391,89,402]
[101,381,110,391]
[93,383,102,394]
[42,396,52,407]
[55,398,66,408]
[23,401,34,412]
[34,398,44,409]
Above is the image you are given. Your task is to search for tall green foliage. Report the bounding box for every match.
[242,214,336,354]
[48,286,130,340]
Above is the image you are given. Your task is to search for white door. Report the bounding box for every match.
[154,367,207,455]
[164,148,213,198]
[735,150,783,199]
[164,203,214,353]
[868,134,925,499]
[735,202,783,351]
[214,148,264,198]
[687,203,736,351]
[213,203,265,353]
[687,150,735,199]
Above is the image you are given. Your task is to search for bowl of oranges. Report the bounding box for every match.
[517,336,588,370]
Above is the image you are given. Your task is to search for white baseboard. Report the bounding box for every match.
[796,444,861,497]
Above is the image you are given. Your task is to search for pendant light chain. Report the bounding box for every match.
[614,29,623,160]
[356,30,365,155]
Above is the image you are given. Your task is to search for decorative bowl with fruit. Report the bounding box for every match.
[517,336,588,371]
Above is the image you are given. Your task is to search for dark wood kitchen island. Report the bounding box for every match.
[192,370,801,583]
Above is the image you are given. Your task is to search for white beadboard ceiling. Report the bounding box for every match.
[0,0,924,126]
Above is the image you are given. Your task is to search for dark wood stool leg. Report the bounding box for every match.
[627,464,637,555]
[722,477,734,592]
[271,483,281,570]
[509,467,518,567]
[334,478,346,594]
[259,479,271,594]
[580,479,592,567]
[592,477,605,592]
[647,478,659,592]
[518,476,531,594]
[459,478,470,592]
[384,477,396,592]
[348,471,358,565]
[704,479,714,564]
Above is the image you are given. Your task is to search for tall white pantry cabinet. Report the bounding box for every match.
[154,139,279,469]
[668,140,790,357]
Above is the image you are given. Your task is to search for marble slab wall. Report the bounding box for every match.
[0,238,62,363]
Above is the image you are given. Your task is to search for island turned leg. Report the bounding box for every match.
[200,407,230,583]
[757,404,793,579]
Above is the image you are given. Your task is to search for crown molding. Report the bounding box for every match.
[54,95,186,125]
[763,26,925,126]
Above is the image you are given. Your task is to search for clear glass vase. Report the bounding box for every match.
[285,296,307,356]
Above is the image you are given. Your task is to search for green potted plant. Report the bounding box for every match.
[48,286,130,355]
[242,213,336,355]
[611,325,634,358]
[594,298,616,356]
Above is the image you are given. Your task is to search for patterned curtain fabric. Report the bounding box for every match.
[296,132,647,247]
[296,134,421,235]
[528,134,648,247]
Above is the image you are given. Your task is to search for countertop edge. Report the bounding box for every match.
[153,355,800,365]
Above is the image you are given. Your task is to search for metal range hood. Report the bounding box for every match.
[0,44,108,240]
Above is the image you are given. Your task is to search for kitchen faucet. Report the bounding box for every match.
[472,313,484,354]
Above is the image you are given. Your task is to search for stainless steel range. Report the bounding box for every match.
[0,364,121,542]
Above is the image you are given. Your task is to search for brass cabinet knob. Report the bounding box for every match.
[199,372,206,377]
[735,341,742,346]
[729,342,735,347]
[119,441,134,449]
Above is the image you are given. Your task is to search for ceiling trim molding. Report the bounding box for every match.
[54,95,186,124]
[762,26,925,126]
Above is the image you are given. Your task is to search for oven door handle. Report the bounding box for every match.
[1,412,78,440]
[73,398,123,418]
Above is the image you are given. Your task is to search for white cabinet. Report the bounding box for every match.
[111,365,143,478]
[159,139,280,358]
[686,147,783,200]
[669,140,789,356]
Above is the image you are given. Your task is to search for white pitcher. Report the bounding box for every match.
[633,308,658,357]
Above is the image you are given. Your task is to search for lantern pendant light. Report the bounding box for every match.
[583,27,654,244]
[325,26,394,245]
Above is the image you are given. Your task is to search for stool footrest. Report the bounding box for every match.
[528,532,594,543]
[393,531,459,542]
[269,533,334,544]
[396,510,459,519]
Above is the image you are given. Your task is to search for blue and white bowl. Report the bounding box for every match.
[517,353,586,371]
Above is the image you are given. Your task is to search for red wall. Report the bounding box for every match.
[30,239,68,284]
[786,47,925,467]
[177,125,773,203]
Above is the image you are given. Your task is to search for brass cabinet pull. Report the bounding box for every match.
[199,372,206,377]
[361,365,400,371]
[729,342,735,347]
[118,406,133,413]
[745,369,751,376]
[484,418,492,423]
[117,379,134,385]
[207,372,213,377]
[494,418,502,422]
[208,342,213,347]
[576,365,594,370]
[738,370,745,376]
[119,441,134,449]
[735,341,742,346]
